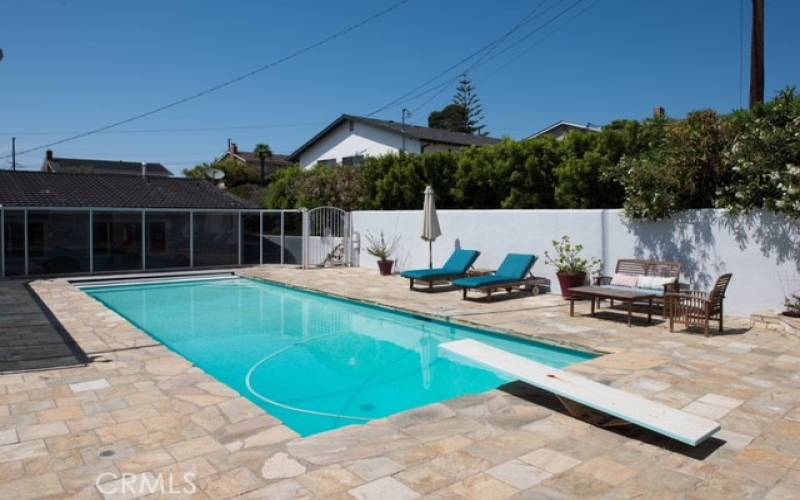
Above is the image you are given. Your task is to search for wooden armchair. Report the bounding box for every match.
[667,274,733,337]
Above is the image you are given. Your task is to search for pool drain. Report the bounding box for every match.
[360,403,375,412]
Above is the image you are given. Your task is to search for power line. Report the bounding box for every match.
[408,0,586,115]
[365,0,551,117]
[0,122,328,136]
[1,0,411,160]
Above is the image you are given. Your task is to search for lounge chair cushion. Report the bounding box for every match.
[452,253,537,289]
[495,254,538,280]
[400,249,480,281]
[401,268,464,280]
[610,273,639,287]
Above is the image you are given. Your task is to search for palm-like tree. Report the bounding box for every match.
[254,143,273,184]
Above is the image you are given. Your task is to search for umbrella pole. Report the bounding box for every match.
[429,240,433,269]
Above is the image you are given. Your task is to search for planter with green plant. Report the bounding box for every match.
[365,231,399,275]
[544,235,602,298]
[784,292,800,318]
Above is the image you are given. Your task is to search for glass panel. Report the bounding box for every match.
[262,212,282,264]
[93,211,143,272]
[283,211,303,265]
[3,210,25,276]
[241,213,261,265]
[27,210,90,275]
[145,212,190,269]
[193,212,239,267]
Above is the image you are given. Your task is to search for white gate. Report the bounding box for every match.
[305,207,350,268]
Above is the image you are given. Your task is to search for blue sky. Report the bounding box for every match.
[2,0,799,174]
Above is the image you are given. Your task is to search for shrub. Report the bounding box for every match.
[719,88,800,217]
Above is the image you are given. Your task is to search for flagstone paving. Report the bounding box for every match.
[0,267,798,498]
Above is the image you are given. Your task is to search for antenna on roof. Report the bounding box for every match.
[206,167,225,181]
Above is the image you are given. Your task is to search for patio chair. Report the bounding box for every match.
[667,274,733,337]
[401,249,481,290]
[452,253,538,300]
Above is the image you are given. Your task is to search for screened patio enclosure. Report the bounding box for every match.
[0,207,338,278]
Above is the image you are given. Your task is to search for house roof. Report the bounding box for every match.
[287,114,501,161]
[0,170,256,209]
[526,121,602,140]
[43,156,173,177]
[221,150,294,169]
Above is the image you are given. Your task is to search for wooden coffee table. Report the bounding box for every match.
[568,285,657,327]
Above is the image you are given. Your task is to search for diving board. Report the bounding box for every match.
[440,339,720,446]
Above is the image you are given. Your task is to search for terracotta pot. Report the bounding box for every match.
[556,271,587,298]
[377,259,394,276]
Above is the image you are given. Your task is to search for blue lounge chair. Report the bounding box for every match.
[452,253,538,300]
[401,249,481,290]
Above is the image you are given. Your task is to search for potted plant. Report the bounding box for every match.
[365,231,399,276]
[784,292,800,318]
[544,235,602,298]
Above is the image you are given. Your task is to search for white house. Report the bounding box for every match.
[287,114,500,168]
[526,121,601,141]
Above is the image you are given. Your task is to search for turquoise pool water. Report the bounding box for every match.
[86,277,595,436]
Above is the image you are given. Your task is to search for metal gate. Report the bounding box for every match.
[305,207,350,268]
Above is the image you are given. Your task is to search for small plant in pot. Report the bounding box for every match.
[784,292,800,318]
[544,235,602,298]
[365,231,399,276]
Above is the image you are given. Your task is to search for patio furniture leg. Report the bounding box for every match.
[610,299,614,308]
[428,281,433,289]
[704,317,710,337]
[570,297,575,317]
[627,301,632,327]
[590,297,595,315]
[719,303,724,332]
[462,288,467,300]
[409,279,414,289]
[648,297,653,324]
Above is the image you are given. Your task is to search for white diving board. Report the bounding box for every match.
[440,339,720,446]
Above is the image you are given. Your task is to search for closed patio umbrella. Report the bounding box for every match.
[421,185,442,269]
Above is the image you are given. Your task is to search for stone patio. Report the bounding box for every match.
[0,266,799,499]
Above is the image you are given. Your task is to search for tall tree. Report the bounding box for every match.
[452,75,487,135]
[254,143,273,183]
[427,75,487,135]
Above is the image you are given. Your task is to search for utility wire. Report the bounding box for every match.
[409,0,586,115]
[365,0,550,117]
[1,0,411,160]
[0,122,328,136]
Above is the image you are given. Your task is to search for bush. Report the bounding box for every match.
[619,111,729,219]
[719,88,800,217]
[264,164,366,211]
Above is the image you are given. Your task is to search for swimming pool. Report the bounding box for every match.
[86,277,595,436]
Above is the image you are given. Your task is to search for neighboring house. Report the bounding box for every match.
[287,114,501,169]
[526,121,602,141]
[219,141,294,176]
[41,149,173,177]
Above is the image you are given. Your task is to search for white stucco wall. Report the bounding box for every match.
[298,120,421,168]
[351,209,800,317]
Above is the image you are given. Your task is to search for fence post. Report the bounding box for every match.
[302,208,309,269]
[0,207,4,278]
[88,209,94,273]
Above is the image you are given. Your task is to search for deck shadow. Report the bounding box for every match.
[499,380,725,460]
[0,280,89,373]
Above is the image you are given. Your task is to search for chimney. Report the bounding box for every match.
[46,149,54,161]
[141,162,147,177]
[231,142,238,154]
[653,106,666,119]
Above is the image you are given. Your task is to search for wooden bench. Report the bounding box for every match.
[595,259,685,316]
[441,339,721,446]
